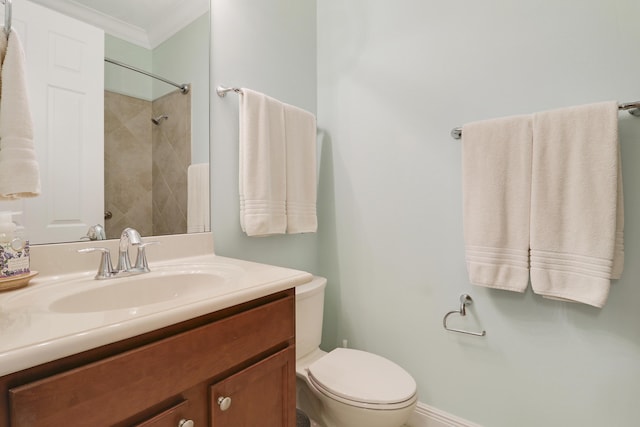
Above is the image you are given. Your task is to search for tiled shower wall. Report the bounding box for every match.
[104,91,153,239]
[151,90,192,236]
[104,90,191,238]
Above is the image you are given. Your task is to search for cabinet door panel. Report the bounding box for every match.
[210,348,295,427]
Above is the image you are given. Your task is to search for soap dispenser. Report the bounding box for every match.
[0,211,30,278]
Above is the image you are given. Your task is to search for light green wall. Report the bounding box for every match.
[317,1,640,426]
[210,0,318,272]
[210,0,640,425]
[153,13,210,163]
[104,36,152,100]
[105,13,210,164]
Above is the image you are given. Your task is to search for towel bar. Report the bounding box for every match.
[450,101,640,139]
[442,294,486,337]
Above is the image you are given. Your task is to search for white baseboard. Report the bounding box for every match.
[406,402,482,427]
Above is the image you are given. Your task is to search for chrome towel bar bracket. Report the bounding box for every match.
[216,86,243,97]
[443,294,486,337]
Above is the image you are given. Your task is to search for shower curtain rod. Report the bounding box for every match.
[450,101,640,140]
[104,57,190,94]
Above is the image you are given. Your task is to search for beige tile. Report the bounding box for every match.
[105,89,191,237]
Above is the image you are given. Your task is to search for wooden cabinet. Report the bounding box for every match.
[210,348,295,427]
[0,289,296,427]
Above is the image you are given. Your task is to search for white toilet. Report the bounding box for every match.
[295,276,417,427]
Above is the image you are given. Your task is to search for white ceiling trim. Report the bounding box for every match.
[147,2,209,49]
[28,0,209,50]
[30,0,150,48]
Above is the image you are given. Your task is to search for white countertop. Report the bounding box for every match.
[0,234,312,377]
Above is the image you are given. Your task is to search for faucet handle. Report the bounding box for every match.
[78,247,115,280]
[133,241,160,273]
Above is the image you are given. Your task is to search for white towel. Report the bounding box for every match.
[187,163,210,233]
[462,115,532,292]
[239,88,287,236]
[284,103,317,234]
[0,30,41,199]
[530,101,623,308]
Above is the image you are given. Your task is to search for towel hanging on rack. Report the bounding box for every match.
[224,85,318,236]
[461,114,532,293]
[529,101,623,307]
[239,88,287,236]
[460,101,624,307]
[0,28,41,199]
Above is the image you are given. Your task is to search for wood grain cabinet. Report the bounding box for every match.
[210,348,295,427]
[0,290,296,427]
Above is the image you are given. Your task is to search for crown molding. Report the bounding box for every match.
[28,0,209,50]
[147,1,209,49]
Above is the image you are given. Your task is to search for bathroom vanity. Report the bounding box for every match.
[0,234,311,427]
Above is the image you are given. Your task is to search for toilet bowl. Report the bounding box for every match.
[295,276,417,427]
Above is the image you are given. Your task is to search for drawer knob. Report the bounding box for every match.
[178,420,194,427]
[217,396,232,411]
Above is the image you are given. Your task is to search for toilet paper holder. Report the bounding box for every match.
[443,294,486,337]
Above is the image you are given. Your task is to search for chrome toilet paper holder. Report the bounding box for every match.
[443,294,486,337]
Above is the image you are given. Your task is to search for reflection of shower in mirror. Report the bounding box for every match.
[11,0,209,244]
[151,114,169,125]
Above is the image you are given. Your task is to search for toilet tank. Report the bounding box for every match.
[295,276,327,360]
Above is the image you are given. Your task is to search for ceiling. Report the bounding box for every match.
[29,0,209,49]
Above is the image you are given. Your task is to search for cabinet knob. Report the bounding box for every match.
[217,396,232,411]
[178,419,194,427]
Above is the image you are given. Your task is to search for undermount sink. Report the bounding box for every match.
[49,271,226,313]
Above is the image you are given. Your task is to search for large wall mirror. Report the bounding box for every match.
[0,0,210,244]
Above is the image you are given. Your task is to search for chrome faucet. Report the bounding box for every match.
[80,224,106,241]
[116,227,142,272]
[78,227,159,280]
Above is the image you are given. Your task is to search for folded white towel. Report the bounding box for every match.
[530,101,623,308]
[187,163,210,233]
[0,30,41,199]
[462,115,532,292]
[239,88,287,236]
[284,102,317,234]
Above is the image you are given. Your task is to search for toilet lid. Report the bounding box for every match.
[307,348,416,405]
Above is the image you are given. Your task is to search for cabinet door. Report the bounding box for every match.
[210,348,295,427]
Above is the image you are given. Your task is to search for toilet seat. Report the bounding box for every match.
[307,348,417,410]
